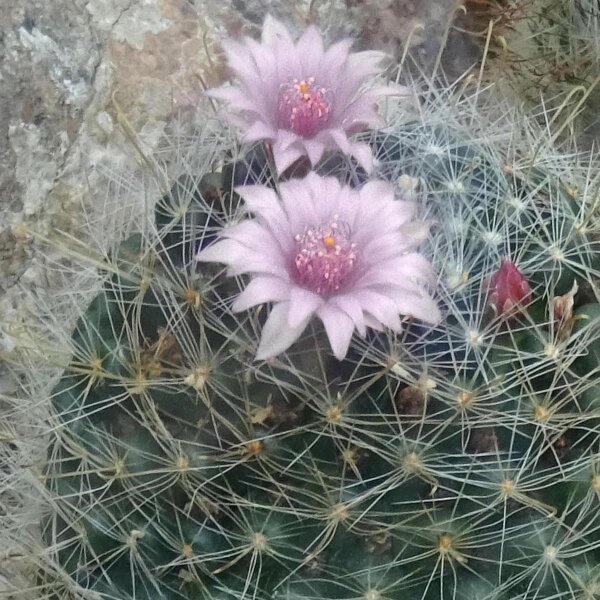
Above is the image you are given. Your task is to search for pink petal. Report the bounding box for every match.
[386,253,438,285]
[234,185,293,250]
[256,301,311,360]
[360,232,409,263]
[288,286,323,328]
[242,120,277,143]
[333,51,387,106]
[245,38,280,109]
[235,184,280,216]
[363,313,384,331]
[395,221,433,250]
[221,220,284,258]
[358,180,395,204]
[261,15,294,46]
[205,85,259,113]
[389,289,442,324]
[275,129,300,152]
[221,38,258,77]
[197,235,287,277]
[346,50,387,74]
[317,303,356,360]
[232,277,291,312]
[352,200,417,244]
[195,239,241,264]
[330,294,367,337]
[296,24,325,74]
[302,139,326,166]
[352,289,403,331]
[355,254,437,290]
[227,252,289,278]
[321,176,360,224]
[325,129,373,173]
[221,39,266,96]
[324,127,352,154]
[272,141,304,174]
[319,39,353,86]
[261,20,302,82]
[349,141,374,174]
[279,176,324,231]
[337,86,402,129]
[358,224,431,265]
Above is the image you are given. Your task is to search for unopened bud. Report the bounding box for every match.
[552,281,577,322]
[552,281,578,340]
[487,259,532,316]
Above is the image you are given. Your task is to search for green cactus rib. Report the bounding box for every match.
[41,119,600,600]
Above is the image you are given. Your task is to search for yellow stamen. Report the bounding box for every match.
[323,234,335,248]
[297,81,310,94]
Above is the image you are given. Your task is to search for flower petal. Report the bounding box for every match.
[256,301,311,360]
[235,184,279,216]
[279,176,324,231]
[242,120,277,143]
[338,86,402,128]
[234,185,293,250]
[296,24,325,74]
[358,180,395,204]
[319,39,353,85]
[349,141,374,174]
[317,303,356,360]
[288,287,323,328]
[232,277,291,312]
[355,253,437,291]
[262,15,293,46]
[326,129,374,173]
[272,141,304,174]
[331,294,367,337]
[389,288,442,324]
[197,235,287,278]
[333,50,387,106]
[302,139,326,166]
[205,85,263,114]
[195,239,241,265]
[221,220,285,258]
[352,289,403,331]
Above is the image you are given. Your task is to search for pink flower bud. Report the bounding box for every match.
[487,259,532,316]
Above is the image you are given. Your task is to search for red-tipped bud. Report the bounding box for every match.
[487,259,532,316]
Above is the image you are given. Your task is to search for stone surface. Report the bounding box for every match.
[0,0,209,353]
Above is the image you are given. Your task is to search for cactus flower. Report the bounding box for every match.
[207,15,402,174]
[487,259,532,316]
[196,173,440,360]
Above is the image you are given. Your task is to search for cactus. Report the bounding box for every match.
[4,21,600,600]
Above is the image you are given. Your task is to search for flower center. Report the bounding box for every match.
[278,77,332,137]
[294,217,358,295]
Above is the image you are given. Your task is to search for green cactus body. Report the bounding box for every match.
[35,97,600,600]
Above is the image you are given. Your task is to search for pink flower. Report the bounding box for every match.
[487,259,532,316]
[196,173,441,360]
[207,15,402,175]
